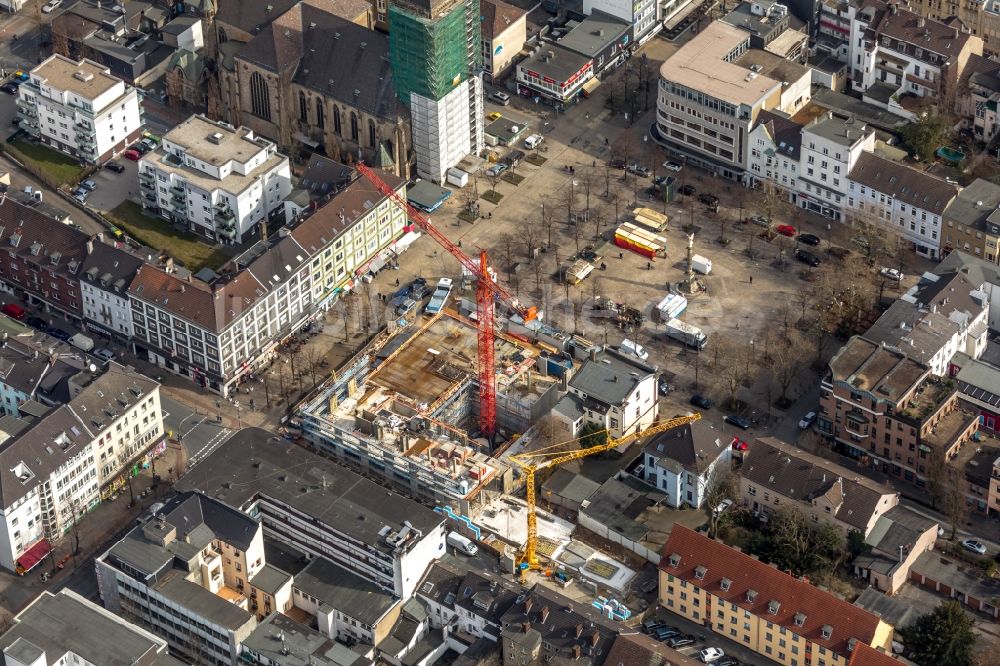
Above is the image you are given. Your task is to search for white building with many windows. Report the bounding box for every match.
[0,362,163,574]
[797,112,875,220]
[641,420,733,509]
[139,115,292,245]
[847,152,959,258]
[129,171,409,396]
[15,54,143,164]
[80,238,144,343]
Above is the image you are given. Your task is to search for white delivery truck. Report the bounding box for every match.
[655,293,688,321]
[447,531,479,556]
[619,338,650,360]
[69,333,95,352]
[691,254,712,275]
[446,167,469,188]
[664,318,708,350]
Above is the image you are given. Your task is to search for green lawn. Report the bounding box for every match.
[107,201,230,273]
[9,139,86,185]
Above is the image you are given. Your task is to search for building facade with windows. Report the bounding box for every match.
[799,113,876,220]
[481,0,528,84]
[818,336,980,487]
[642,420,733,509]
[562,347,658,439]
[129,171,408,396]
[847,152,958,259]
[15,54,143,165]
[80,238,144,342]
[139,115,292,245]
[659,525,894,666]
[96,492,262,666]
[942,177,1000,263]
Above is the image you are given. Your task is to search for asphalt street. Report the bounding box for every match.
[160,394,233,468]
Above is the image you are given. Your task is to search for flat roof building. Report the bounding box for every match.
[175,427,448,598]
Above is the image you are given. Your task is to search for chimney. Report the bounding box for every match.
[590,631,600,646]
[575,623,583,638]
[590,348,598,361]
[524,598,533,614]
[540,606,550,623]
[572,645,582,659]
[86,239,93,255]
[521,621,530,633]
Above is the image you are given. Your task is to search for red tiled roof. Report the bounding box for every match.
[849,643,901,666]
[128,266,220,331]
[660,525,884,659]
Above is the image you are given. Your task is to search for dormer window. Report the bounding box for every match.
[822,625,833,640]
[746,589,758,603]
[768,600,781,615]
[847,637,856,651]
[694,566,707,580]
[720,577,732,592]
[668,553,681,567]
[794,612,806,627]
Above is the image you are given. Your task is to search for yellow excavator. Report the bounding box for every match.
[510,412,701,571]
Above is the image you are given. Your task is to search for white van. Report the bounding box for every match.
[524,134,543,150]
[447,531,478,556]
[619,338,649,361]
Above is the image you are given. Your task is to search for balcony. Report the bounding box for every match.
[170,184,185,194]
[15,99,36,116]
[217,217,235,231]
[214,207,235,222]
[75,123,96,138]
[218,226,236,239]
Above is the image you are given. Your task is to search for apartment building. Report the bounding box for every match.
[0,195,90,325]
[819,336,980,486]
[852,506,938,594]
[800,113,876,220]
[175,427,448,598]
[96,492,262,665]
[558,347,658,439]
[641,420,733,509]
[848,2,982,112]
[746,110,803,197]
[139,115,292,245]
[585,0,660,43]
[741,437,899,536]
[15,54,143,164]
[516,45,595,106]
[722,0,808,62]
[659,525,894,666]
[79,237,144,342]
[963,57,1000,144]
[129,171,408,396]
[653,21,811,182]
[942,178,1000,263]
[907,0,1000,56]
[864,270,989,376]
[481,0,528,84]
[0,589,184,666]
[847,152,958,259]
[935,250,1000,331]
[418,560,522,641]
[0,333,89,416]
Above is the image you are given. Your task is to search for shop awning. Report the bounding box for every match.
[582,77,601,95]
[15,539,52,575]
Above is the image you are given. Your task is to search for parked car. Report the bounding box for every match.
[72,188,88,203]
[700,647,726,663]
[502,149,525,167]
[679,184,696,196]
[42,0,62,12]
[655,628,680,641]
[797,233,821,246]
[775,224,796,237]
[799,411,817,429]
[658,377,672,396]
[488,91,511,105]
[880,266,904,281]
[0,82,18,95]
[667,635,695,648]
[715,657,739,666]
[46,327,71,341]
[712,499,733,516]
[690,394,712,409]
[663,161,683,172]
[485,163,508,177]
[79,178,97,192]
[699,193,719,206]
[724,414,751,429]
[130,142,150,155]
[2,304,25,320]
[749,215,770,227]
[123,149,142,161]
[626,163,651,177]
[26,316,46,330]
[105,161,125,173]
[962,539,988,555]
[395,298,417,316]
[487,111,502,121]
[524,134,544,150]
[93,347,115,362]
[642,619,663,633]
[609,158,626,170]
[795,249,821,267]
[410,282,430,299]
[731,438,748,451]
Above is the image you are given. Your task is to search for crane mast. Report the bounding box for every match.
[355,164,536,437]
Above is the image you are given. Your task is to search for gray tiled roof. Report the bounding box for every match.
[644,420,730,475]
[568,348,655,407]
[293,556,399,625]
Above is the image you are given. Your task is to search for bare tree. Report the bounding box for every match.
[579,169,597,216]
[769,341,804,406]
[592,205,605,242]
[704,471,738,538]
[299,345,325,389]
[541,203,555,250]
[484,168,503,195]
[848,206,904,266]
[496,233,517,282]
[562,183,577,225]
[712,335,755,409]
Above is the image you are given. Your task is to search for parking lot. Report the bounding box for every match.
[641,611,780,666]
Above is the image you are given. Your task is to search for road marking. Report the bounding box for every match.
[189,428,232,466]
[181,416,207,440]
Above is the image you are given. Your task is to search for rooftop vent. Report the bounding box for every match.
[208,132,224,144]
[73,71,95,83]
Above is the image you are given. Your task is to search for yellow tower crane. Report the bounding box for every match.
[510,412,701,572]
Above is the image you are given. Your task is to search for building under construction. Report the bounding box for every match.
[299,310,563,515]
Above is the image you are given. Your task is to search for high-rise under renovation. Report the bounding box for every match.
[389,0,484,182]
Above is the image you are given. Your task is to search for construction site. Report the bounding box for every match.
[299,309,564,516]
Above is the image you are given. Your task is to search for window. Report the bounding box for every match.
[250,72,271,121]
[350,112,359,141]
[333,105,341,135]
[368,119,377,148]
[316,99,325,129]
[298,91,307,122]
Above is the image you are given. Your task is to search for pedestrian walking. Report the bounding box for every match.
[749,275,753,284]
[646,261,652,270]
[619,252,624,259]
[395,278,400,286]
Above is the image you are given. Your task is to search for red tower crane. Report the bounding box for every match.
[355,164,537,438]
